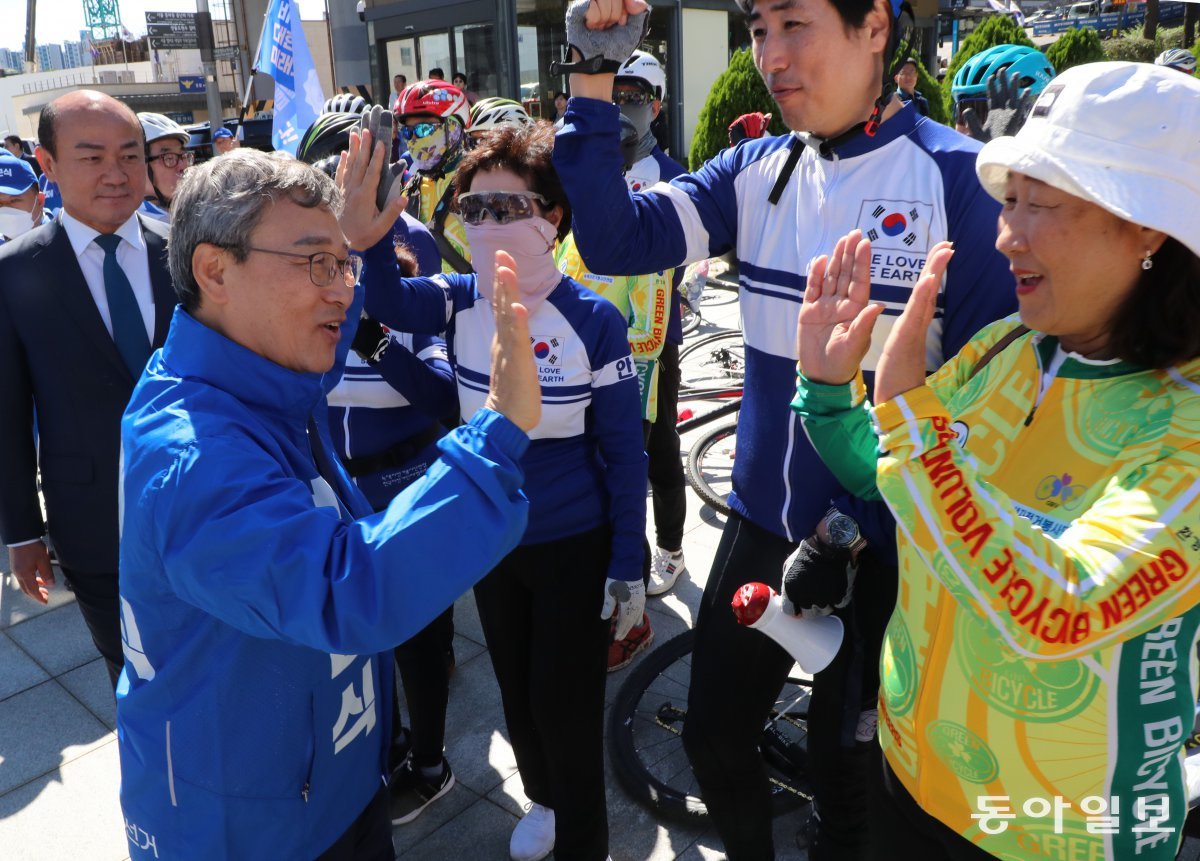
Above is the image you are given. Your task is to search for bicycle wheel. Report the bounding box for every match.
[684,420,736,516]
[608,629,812,824]
[678,331,745,391]
[680,302,701,336]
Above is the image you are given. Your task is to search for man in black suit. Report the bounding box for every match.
[0,91,176,688]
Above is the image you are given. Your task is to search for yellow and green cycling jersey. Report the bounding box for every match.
[555,232,671,422]
[411,173,470,275]
[794,316,1200,861]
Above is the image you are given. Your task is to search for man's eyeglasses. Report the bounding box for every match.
[245,246,362,288]
[612,88,655,106]
[456,191,549,226]
[147,151,195,169]
[399,121,443,142]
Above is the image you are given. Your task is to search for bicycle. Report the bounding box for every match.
[676,387,741,516]
[607,628,813,823]
[678,331,745,392]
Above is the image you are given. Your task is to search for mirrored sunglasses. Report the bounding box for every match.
[612,88,655,106]
[400,121,443,141]
[456,191,549,226]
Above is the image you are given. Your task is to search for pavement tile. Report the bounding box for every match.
[390,777,483,856]
[0,739,127,861]
[397,794,517,860]
[452,589,486,648]
[6,602,100,677]
[0,680,112,795]
[0,632,50,703]
[59,657,117,731]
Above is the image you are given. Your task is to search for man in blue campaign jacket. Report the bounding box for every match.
[554,1,1016,858]
[117,149,540,861]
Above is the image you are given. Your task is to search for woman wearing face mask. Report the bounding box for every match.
[340,122,646,861]
[0,152,47,245]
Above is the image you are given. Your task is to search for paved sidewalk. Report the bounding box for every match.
[0,298,812,860]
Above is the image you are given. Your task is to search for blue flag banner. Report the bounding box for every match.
[257,0,324,155]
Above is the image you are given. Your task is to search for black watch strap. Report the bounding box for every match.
[549,46,623,77]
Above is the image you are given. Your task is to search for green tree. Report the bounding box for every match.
[889,48,950,125]
[1046,27,1106,73]
[941,15,1036,118]
[688,48,785,171]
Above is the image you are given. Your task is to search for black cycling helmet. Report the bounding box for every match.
[296,112,361,165]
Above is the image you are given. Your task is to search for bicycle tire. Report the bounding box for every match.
[608,629,812,824]
[681,303,701,336]
[678,331,745,392]
[684,420,736,516]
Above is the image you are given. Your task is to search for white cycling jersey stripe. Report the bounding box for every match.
[656,182,712,267]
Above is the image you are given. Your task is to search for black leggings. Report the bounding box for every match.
[646,342,686,552]
[474,526,612,861]
[391,606,454,769]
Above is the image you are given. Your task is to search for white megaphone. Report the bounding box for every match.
[731,582,844,674]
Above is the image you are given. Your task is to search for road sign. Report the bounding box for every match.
[146,11,198,50]
[213,45,240,60]
[179,75,207,93]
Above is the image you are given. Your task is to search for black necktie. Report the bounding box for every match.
[94,233,152,377]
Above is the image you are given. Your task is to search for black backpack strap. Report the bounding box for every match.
[768,137,803,205]
[427,181,474,275]
[967,325,1031,381]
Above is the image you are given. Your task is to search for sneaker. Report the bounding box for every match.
[389,757,455,825]
[646,547,687,597]
[509,802,555,861]
[607,612,655,672]
[387,725,412,775]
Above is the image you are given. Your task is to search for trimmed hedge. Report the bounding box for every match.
[688,48,786,170]
[1046,27,1106,73]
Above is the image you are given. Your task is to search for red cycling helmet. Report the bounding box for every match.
[394,80,471,129]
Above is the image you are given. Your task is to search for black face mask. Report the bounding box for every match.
[618,114,640,173]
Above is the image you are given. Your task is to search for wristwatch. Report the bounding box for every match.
[815,507,867,561]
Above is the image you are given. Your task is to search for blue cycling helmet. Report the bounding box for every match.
[951,44,1055,102]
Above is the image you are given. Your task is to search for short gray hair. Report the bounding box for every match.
[168,149,343,312]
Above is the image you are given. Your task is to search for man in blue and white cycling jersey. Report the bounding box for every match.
[553,0,1015,857]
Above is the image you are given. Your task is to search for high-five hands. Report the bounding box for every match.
[796,230,955,402]
[483,251,542,433]
[335,128,408,252]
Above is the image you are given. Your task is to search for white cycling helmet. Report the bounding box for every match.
[323,93,370,115]
[1155,48,1197,74]
[138,112,191,147]
[469,98,533,134]
[616,50,666,101]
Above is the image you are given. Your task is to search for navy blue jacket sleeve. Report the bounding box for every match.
[586,302,649,581]
[148,410,529,654]
[373,334,458,421]
[553,97,740,278]
[362,237,475,336]
[393,213,442,277]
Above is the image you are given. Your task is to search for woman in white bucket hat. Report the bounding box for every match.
[792,61,1200,859]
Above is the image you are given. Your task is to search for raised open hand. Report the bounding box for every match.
[484,251,541,433]
[796,230,884,385]
[335,128,408,252]
[874,241,954,404]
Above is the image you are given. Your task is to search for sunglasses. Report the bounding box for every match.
[457,191,549,226]
[612,88,655,106]
[399,121,443,141]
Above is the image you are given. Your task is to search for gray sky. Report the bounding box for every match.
[0,0,327,53]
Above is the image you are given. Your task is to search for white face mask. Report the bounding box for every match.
[0,205,36,239]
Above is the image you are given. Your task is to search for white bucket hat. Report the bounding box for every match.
[976,61,1200,260]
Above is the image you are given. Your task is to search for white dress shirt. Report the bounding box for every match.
[60,209,156,342]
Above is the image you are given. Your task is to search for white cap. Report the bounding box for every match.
[976,61,1200,259]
